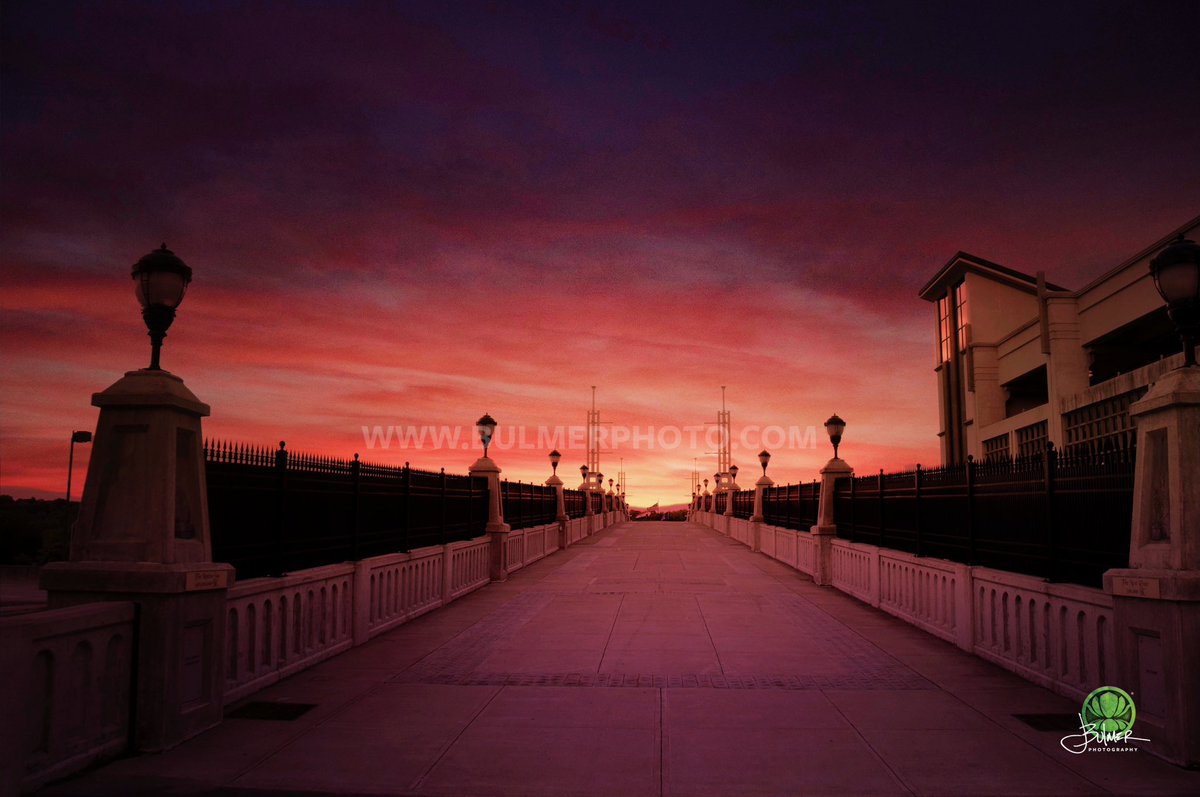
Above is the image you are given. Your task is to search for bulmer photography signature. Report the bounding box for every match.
[1060,715,1150,754]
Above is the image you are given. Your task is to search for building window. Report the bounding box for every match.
[1015,420,1048,459]
[982,433,1010,462]
[955,281,969,352]
[937,295,952,364]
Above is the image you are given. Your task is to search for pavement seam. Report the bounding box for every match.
[820,689,917,796]
[693,593,725,676]
[598,590,628,672]
[409,684,506,793]
[658,685,666,797]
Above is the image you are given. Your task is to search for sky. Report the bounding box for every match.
[2,0,1198,507]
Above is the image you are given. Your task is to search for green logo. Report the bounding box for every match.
[1081,686,1136,734]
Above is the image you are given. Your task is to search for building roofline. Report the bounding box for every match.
[1073,214,1200,297]
[918,251,1068,301]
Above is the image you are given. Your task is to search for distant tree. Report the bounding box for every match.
[0,496,73,564]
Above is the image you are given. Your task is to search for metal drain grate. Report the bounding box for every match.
[1013,713,1080,732]
[227,701,316,721]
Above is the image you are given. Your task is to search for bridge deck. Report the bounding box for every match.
[48,522,1200,796]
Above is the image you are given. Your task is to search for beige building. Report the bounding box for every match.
[920,215,1200,465]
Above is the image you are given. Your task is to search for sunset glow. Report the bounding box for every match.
[2,1,1198,506]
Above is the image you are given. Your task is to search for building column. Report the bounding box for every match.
[40,369,233,752]
[810,456,852,586]
[1044,296,1088,449]
[1103,365,1200,766]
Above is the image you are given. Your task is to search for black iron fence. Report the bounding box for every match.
[564,488,586,519]
[731,489,754,519]
[831,443,1134,587]
[205,440,487,579]
[762,480,820,531]
[500,480,558,530]
[589,491,604,513]
[713,492,727,514]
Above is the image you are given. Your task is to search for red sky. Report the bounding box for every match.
[2,1,1198,506]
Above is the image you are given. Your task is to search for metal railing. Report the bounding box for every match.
[205,440,488,579]
[731,489,754,519]
[762,480,820,530]
[831,443,1134,587]
[563,488,586,519]
[500,480,557,530]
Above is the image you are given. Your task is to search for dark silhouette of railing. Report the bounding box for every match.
[589,491,604,513]
[500,480,557,530]
[205,440,487,579]
[762,480,820,530]
[731,489,754,519]
[563,488,586,519]
[713,492,727,514]
[831,442,1134,587]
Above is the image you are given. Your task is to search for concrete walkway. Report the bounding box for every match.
[47,522,1200,796]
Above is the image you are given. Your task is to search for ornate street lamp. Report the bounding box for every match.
[703,478,709,493]
[549,449,561,475]
[729,464,739,484]
[824,414,846,459]
[131,244,192,370]
[608,478,614,493]
[476,413,497,457]
[758,449,771,475]
[1149,235,1200,367]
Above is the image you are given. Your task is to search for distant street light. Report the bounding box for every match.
[66,430,92,503]
[758,449,771,475]
[824,414,846,459]
[549,449,561,475]
[1149,235,1200,367]
[131,244,192,371]
[729,464,739,484]
[476,413,497,457]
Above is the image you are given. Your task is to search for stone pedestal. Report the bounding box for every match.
[41,561,233,752]
[811,457,852,586]
[40,369,232,752]
[471,456,510,581]
[749,474,772,523]
[750,474,773,552]
[547,474,568,548]
[70,370,213,563]
[470,456,509,534]
[1103,366,1200,766]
